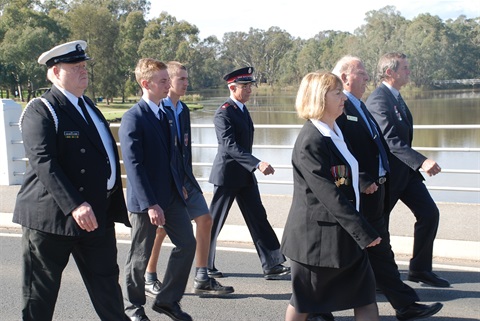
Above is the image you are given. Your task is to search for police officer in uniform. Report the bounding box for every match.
[13,40,130,321]
[207,67,290,280]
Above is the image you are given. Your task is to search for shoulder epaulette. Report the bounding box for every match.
[19,97,59,133]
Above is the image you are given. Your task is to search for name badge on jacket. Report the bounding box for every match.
[64,131,80,139]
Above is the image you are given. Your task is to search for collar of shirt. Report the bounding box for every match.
[344,90,372,129]
[230,96,245,111]
[311,119,344,141]
[382,81,400,98]
[142,95,165,115]
[55,84,84,110]
[162,96,183,116]
[344,91,362,110]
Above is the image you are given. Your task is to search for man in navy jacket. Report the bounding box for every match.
[366,52,450,289]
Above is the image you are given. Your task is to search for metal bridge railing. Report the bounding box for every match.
[10,123,480,194]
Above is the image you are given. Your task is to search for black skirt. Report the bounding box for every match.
[289,252,376,313]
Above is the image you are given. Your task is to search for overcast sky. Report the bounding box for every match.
[148,0,479,40]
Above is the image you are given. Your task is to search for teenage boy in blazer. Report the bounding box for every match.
[120,58,196,321]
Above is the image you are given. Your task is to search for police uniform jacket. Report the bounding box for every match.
[209,98,260,188]
[281,120,378,268]
[13,85,129,236]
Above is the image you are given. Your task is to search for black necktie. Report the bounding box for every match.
[360,101,390,172]
[158,108,171,154]
[164,106,186,180]
[78,97,94,125]
[77,98,107,160]
[242,105,250,122]
[397,94,408,114]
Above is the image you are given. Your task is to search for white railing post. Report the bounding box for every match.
[0,99,25,185]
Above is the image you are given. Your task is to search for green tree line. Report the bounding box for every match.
[1,0,479,102]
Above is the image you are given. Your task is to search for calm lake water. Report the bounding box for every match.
[116,89,480,204]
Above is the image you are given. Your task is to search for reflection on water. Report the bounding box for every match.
[116,89,480,204]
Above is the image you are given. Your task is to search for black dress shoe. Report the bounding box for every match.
[308,312,335,321]
[207,267,224,278]
[263,264,291,280]
[193,277,234,295]
[408,271,450,287]
[396,302,443,320]
[152,301,192,321]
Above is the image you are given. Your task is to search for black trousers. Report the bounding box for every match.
[387,174,440,272]
[208,184,285,271]
[21,226,128,321]
[361,184,419,310]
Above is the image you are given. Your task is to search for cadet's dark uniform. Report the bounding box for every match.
[208,67,287,275]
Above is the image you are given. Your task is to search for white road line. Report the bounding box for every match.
[3,232,479,272]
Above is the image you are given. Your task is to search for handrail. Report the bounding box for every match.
[9,122,480,193]
[13,123,480,130]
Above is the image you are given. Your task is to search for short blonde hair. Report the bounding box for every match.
[295,71,343,120]
[167,61,187,78]
[135,58,167,87]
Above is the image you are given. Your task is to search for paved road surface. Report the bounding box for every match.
[1,228,479,321]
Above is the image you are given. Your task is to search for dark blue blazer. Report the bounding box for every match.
[119,98,183,213]
[365,84,426,190]
[209,98,260,188]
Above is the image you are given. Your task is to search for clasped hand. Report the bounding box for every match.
[72,202,98,232]
[422,159,441,177]
[258,161,275,176]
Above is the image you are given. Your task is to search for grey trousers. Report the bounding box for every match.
[123,194,196,318]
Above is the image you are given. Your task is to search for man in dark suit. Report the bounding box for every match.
[13,40,130,320]
[119,58,196,321]
[207,67,290,280]
[366,52,450,288]
[331,55,442,321]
